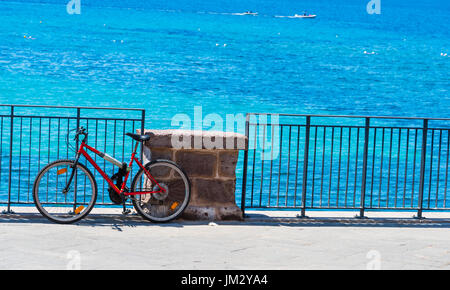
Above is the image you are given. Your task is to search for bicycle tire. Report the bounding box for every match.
[131,160,191,223]
[33,159,98,224]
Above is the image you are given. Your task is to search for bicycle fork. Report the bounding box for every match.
[62,152,81,195]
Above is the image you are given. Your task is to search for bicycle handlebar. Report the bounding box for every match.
[74,127,88,142]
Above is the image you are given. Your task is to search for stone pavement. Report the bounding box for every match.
[0,208,449,269]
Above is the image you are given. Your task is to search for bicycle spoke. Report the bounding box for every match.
[132,161,190,222]
[34,160,97,224]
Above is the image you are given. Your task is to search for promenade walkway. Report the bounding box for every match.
[1,208,449,270]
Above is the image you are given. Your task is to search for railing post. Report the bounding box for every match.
[140,109,145,162]
[73,108,81,212]
[5,106,14,214]
[358,117,370,218]
[416,119,428,219]
[74,108,81,154]
[299,116,311,218]
[240,114,250,218]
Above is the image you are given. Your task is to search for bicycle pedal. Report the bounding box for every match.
[122,209,131,215]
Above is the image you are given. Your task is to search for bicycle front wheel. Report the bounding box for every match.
[131,160,191,223]
[33,159,98,224]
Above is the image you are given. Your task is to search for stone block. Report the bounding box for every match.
[182,206,216,220]
[194,178,236,205]
[218,150,238,178]
[182,205,243,221]
[150,148,173,161]
[216,205,243,221]
[141,129,245,221]
[175,150,216,177]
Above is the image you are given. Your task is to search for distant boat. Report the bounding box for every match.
[275,13,317,19]
[292,13,316,18]
[231,11,258,16]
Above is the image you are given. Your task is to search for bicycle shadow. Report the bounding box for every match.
[1,212,450,230]
[0,213,186,231]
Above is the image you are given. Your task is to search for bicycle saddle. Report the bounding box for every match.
[126,133,151,142]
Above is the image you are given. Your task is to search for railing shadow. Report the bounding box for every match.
[1,213,450,230]
[241,213,450,228]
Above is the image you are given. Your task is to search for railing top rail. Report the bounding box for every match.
[247,112,450,121]
[0,104,145,112]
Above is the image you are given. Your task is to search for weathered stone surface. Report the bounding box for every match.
[140,129,245,220]
[218,150,238,178]
[162,177,187,203]
[182,206,216,220]
[194,178,236,205]
[181,205,243,221]
[216,205,243,221]
[141,129,248,150]
[142,146,152,164]
[175,151,216,177]
[150,148,173,161]
[146,161,171,178]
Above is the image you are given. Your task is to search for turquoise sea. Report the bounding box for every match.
[0,0,449,208]
[0,0,449,125]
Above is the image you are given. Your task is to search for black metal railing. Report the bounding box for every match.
[0,105,145,213]
[241,113,450,218]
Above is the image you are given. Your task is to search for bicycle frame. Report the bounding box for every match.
[70,139,165,197]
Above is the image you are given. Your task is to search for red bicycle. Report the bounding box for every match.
[33,127,191,224]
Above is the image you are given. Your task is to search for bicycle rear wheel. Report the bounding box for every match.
[131,160,190,223]
[33,159,98,224]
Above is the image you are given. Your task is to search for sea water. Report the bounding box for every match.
[0,0,449,207]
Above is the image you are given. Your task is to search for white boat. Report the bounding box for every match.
[242,11,258,15]
[275,13,317,19]
[292,14,316,18]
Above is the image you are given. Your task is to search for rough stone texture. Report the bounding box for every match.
[216,206,244,221]
[141,129,246,221]
[182,206,216,220]
[218,150,239,178]
[175,151,216,177]
[141,129,247,150]
[194,178,236,205]
[149,148,173,161]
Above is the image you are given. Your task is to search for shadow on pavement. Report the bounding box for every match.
[1,212,450,229]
